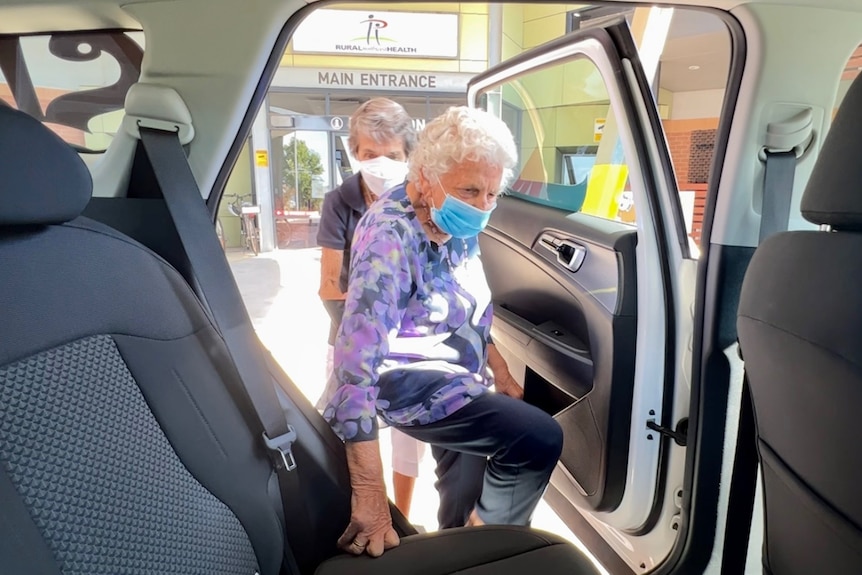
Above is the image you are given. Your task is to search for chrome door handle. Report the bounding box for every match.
[539,234,586,272]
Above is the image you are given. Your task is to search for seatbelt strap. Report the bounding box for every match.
[138,127,312,574]
[758,151,797,242]
[138,127,294,468]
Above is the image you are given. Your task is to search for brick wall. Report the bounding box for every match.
[0,85,86,146]
[662,118,720,244]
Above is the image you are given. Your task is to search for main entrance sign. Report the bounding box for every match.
[272,67,474,94]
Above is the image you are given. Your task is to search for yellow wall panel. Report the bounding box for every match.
[522,4,569,22]
[459,60,487,74]
[501,35,521,61]
[219,142,252,247]
[501,83,525,109]
[553,104,610,147]
[538,107,556,148]
[518,118,539,150]
[520,107,558,151]
[522,13,567,49]
[560,58,609,105]
[502,4,524,47]
[540,146,559,180]
[518,67,565,109]
[658,87,672,106]
[460,13,489,61]
[460,3,489,14]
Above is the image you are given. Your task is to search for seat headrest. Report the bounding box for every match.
[801,73,862,231]
[0,105,92,226]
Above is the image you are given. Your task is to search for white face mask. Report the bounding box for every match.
[358,156,409,197]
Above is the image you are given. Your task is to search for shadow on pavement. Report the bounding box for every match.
[229,255,283,323]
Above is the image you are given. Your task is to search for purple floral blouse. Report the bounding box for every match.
[323,184,495,442]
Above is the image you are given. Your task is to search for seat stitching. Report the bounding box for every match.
[738,314,862,373]
[172,368,229,458]
[448,543,574,575]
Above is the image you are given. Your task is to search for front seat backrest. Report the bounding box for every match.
[737,74,862,573]
[0,106,286,573]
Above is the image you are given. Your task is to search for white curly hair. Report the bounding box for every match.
[407,106,517,191]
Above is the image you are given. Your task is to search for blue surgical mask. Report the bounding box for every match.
[429,177,496,238]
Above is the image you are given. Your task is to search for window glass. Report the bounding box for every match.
[0,31,144,152]
[654,8,730,246]
[486,6,731,245]
[834,43,862,111]
[479,7,731,239]
[483,56,634,220]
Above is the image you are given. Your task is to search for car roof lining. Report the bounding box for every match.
[3,0,862,36]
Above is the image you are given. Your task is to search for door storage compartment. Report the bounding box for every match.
[523,367,579,417]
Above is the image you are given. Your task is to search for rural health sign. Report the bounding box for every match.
[292,9,460,58]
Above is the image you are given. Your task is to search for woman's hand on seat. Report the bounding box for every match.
[338,485,400,556]
[339,440,401,556]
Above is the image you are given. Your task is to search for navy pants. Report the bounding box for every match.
[395,392,563,529]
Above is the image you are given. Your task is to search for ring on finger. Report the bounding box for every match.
[351,540,365,550]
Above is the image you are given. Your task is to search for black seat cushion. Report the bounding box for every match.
[315,526,600,575]
[738,231,862,575]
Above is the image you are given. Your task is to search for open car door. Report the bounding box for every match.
[469,15,699,573]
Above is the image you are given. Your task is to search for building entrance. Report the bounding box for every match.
[268,90,466,209]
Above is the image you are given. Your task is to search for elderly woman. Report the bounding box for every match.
[315,97,427,519]
[323,106,564,557]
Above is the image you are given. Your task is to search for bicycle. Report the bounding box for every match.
[224,193,260,255]
[275,209,293,249]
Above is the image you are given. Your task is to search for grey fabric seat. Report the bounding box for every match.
[0,105,601,574]
[737,74,862,573]
[0,106,286,574]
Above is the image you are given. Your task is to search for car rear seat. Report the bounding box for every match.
[0,103,601,575]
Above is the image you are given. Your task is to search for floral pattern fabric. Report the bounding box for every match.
[323,184,495,442]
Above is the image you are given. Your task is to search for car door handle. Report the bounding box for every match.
[539,234,586,272]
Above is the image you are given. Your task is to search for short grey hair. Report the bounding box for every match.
[348,98,417,156]
[408,106,518,191]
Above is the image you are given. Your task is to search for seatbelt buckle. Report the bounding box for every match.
[263,426,298,472]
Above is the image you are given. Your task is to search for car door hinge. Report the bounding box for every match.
[646,417,688,447]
